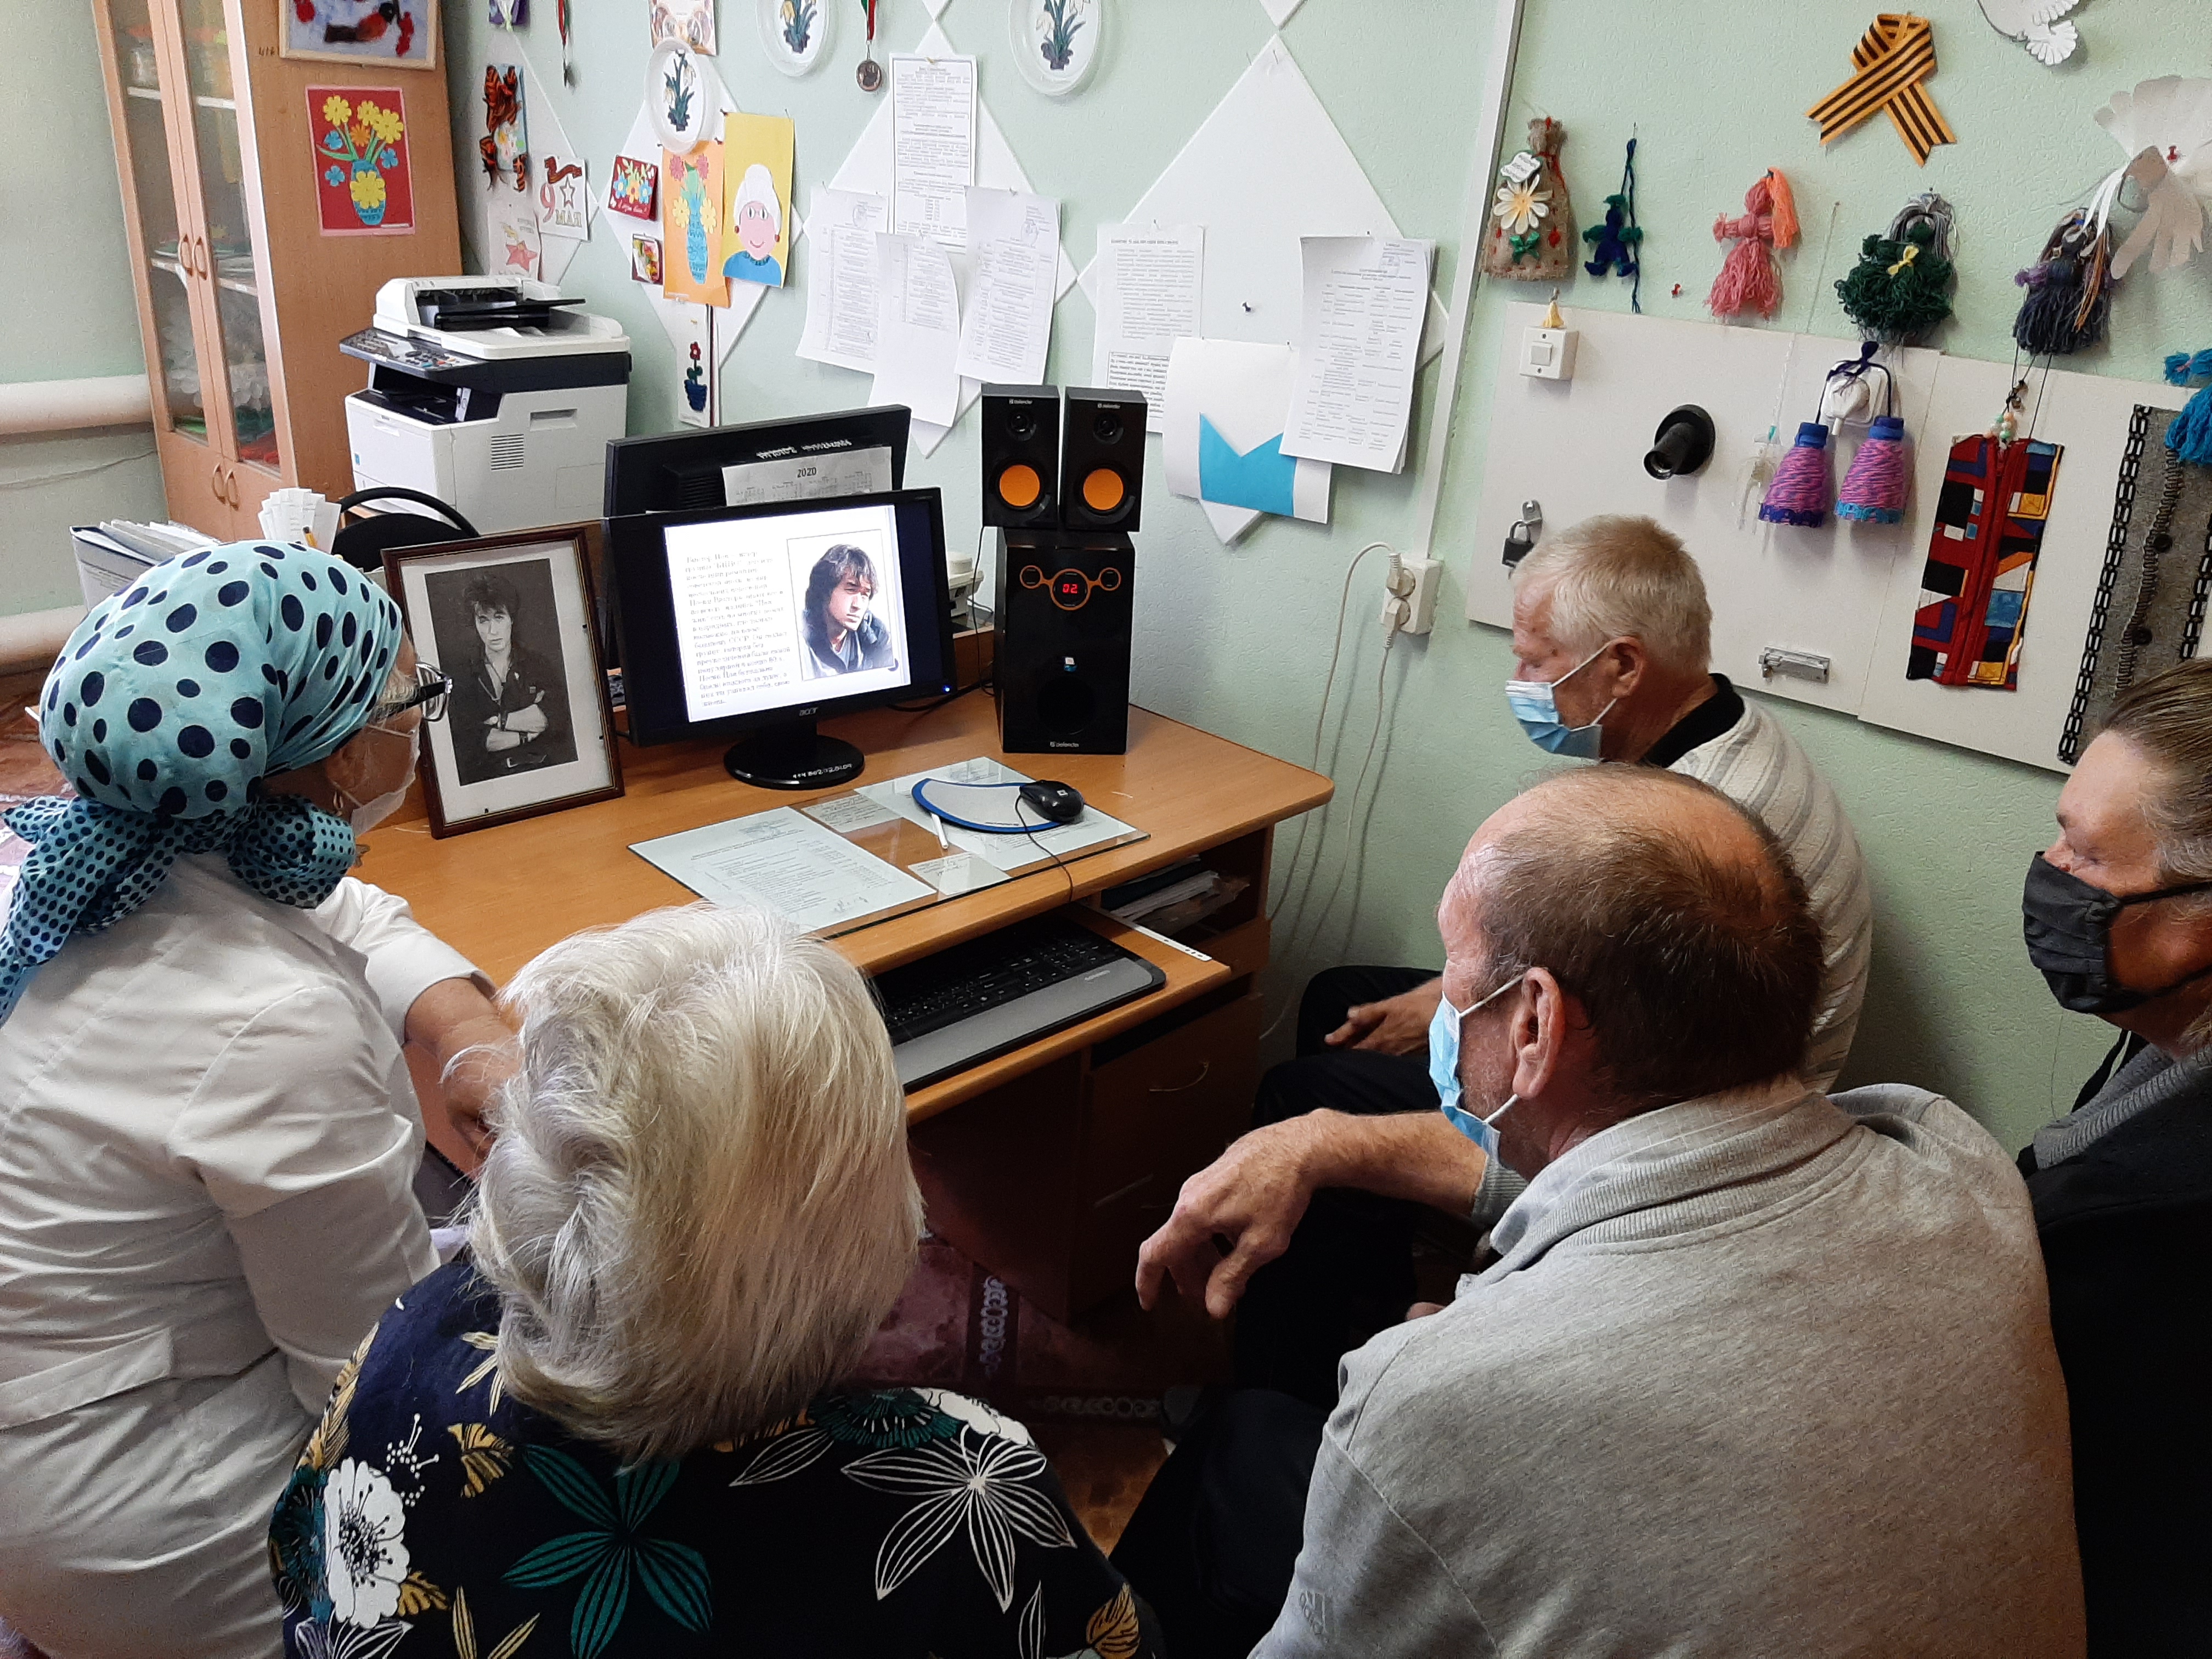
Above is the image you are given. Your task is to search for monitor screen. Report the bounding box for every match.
[610,489,953,750]
[602,406,910,517]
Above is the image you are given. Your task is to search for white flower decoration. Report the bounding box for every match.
[844,1427,1074,1611]
[322,1459,411,1627]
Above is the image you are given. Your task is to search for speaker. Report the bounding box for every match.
[1059,387,1145,532]
[996,530,1133,754]
[979,383,1061,528]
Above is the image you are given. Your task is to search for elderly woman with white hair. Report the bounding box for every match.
[723,162,785,285]
[270,903,1158,1658]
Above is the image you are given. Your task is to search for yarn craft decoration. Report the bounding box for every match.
[1708,168,1798,321]
[1833,193,1956,345]
[1481,119,1577,284]
[2167,350,2212,467]
[2013,207,2116,357]
[1581,138,1643,313]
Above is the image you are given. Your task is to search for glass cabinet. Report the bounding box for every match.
[90,0,460,541]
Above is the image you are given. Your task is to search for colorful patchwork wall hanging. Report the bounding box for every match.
[1908,432,2064,690]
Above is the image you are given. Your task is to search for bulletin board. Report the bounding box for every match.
[1470,303,2187,773]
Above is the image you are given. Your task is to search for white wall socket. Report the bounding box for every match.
[1384,555,1444,635]
[1519,326,1578,381]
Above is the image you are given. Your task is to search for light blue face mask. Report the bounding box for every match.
[1505,644,1616,759]
[1428,973,1523,1159]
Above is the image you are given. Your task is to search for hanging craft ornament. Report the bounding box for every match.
[2167,349,2212,468]
[2090,77,2212,279]
[558,0,573,84]
[1977,0,2084,67]
[1806,14,1956,168]
[2061,353,2212,760]
[2013,208,2115,356]
[1480,119,1575,284]
[1830,352,1909,525]
[1708,168,1797,321]
[1833,192,1955,345]
[857,0,882,92]
[1907,381,2063,691]
[1581,137,1643,313]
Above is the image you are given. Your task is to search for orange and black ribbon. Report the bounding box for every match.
[1807,14,1956,167]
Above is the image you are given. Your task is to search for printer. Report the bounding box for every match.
[341,276,630,534]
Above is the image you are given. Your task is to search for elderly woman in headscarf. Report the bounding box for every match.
[0,543,511,1659]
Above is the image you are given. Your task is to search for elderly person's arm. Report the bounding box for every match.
[1136,1109,1487,1318]
[171,986,436,1414]
[315,878,514,1160]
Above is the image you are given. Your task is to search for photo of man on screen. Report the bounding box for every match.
[800,543,899,679]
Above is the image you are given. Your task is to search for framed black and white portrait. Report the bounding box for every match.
[384,527,622,837]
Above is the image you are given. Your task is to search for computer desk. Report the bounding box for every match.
[366,689,1333,1320]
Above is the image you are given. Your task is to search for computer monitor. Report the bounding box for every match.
[602,405,911,517]
[608,489,955,789]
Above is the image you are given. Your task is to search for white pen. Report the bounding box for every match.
[933,810,950,851]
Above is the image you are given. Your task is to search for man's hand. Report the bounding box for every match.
[404,977,517,1165]
[505,697,550,736]
[484,724,524,753]
[1136,1119,1324,1319]
[1324,978,1443,1056]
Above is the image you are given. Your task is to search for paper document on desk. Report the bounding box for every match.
[630,806,935,934]
[860,755,1145,874]
[1282,236,1433,473]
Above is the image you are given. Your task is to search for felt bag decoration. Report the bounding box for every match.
[2013,207,2115,356]
[1758,423,1832,526]
[1833,193,1956,344]
[1709,169,1798,321]
[1838,416,1912,523]
[1481,118,1577,284]
[1909,431,2063,690]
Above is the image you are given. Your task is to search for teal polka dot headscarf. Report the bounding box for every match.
[0,541,404,1022]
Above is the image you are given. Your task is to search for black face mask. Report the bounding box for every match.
[2022,852,2212,1014]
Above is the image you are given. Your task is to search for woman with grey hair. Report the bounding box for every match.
[270,903,1158,1658]
[2018,657,2212,1653]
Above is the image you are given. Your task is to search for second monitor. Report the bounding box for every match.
[609,489,955,789]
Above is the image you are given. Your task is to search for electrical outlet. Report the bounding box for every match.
[1382,555,1444,635]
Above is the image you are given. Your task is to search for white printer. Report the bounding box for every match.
[341,276,630,534]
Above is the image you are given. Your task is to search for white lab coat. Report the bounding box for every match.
[0,856,479,1658]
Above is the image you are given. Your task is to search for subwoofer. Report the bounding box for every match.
[1059,387,1145,532]
[979,383,1061,529]
[996,530,1133,754]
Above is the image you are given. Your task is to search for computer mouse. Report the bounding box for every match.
[1018,780,1086,825]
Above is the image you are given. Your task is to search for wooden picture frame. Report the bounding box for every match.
[280,0,442,70]
[383,526,623,837]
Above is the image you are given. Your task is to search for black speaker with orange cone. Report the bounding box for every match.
[979,384,1060,529]
[1059,387,1145,532]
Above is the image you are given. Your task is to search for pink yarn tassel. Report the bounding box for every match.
[1758,422,1831,527]
[1837,416,1910,523]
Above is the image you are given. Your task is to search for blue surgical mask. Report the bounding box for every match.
[1505,645,1616,759]
[1428,974,1523,1159]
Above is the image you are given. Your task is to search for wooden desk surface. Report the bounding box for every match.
[362,695,1331,983]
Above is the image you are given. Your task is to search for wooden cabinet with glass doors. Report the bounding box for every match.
[89,0,459,542]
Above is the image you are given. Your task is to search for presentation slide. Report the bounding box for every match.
[663,501,911,724]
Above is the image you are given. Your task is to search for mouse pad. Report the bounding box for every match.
[911,779,1060,832]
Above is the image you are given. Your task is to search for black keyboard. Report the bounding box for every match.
[871,916,1167,1087]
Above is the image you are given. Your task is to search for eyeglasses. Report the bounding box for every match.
[369,661,451,726]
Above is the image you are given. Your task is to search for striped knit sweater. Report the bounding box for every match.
[1669,695,1872,1093]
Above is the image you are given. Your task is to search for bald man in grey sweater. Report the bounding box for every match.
[1129,768,2083,1658]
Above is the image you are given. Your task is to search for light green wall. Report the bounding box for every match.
[1,2,168,618]
[436,0,2209,1148]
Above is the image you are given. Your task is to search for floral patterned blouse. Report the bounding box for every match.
[269,1259,1160,1659]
